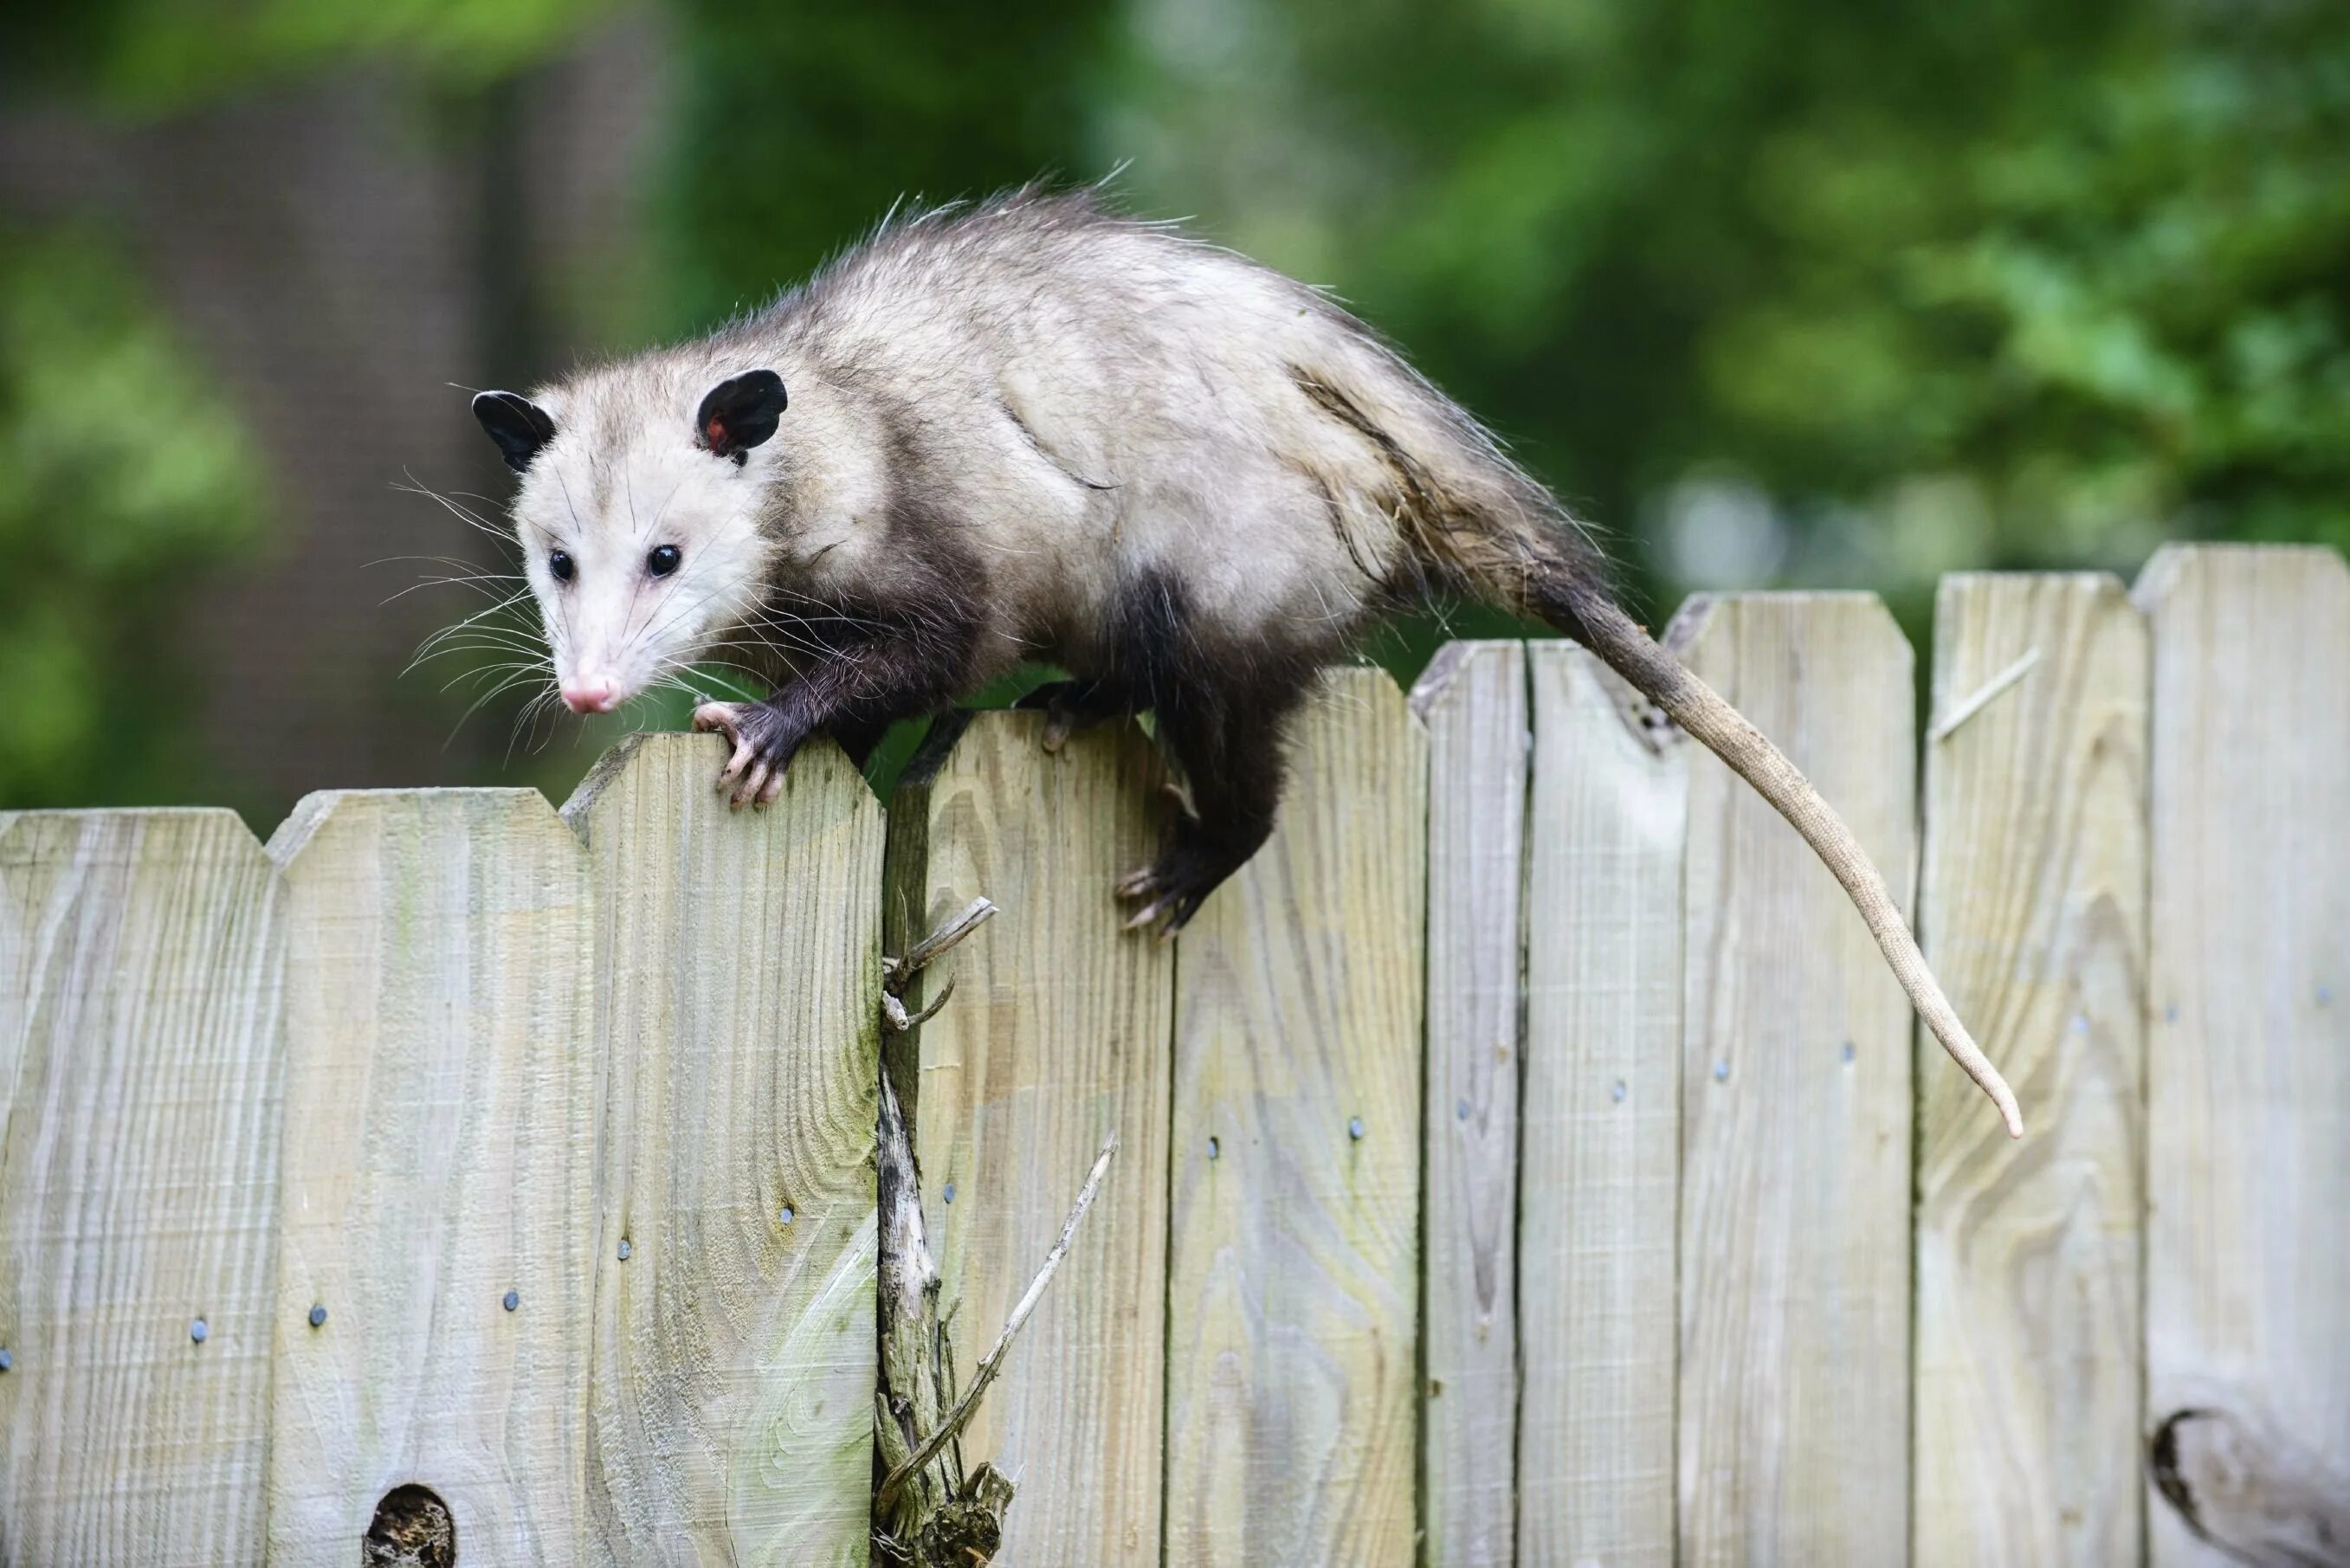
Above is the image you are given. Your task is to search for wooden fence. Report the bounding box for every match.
[2,544,2344,1566]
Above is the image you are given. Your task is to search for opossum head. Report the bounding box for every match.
[473,369,789,713]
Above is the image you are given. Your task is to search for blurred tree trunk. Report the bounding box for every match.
[0,9,667,821]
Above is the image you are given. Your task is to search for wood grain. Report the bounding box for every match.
[2136,545,2350,1568]
[565,736,882,1567]
[0,810,285,1567]
[1913,574,2148,1568]
[1411,642,1525,1568]
[1519,643,1686,1568]
[1164,668,1427,1568]
[884,711,1174,1565]
[1675,594,1917,1566]
[265,789,596,1565]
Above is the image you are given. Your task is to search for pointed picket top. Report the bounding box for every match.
[0,804,287,1566]
[265,781,597,1563]
[566,727,883,1565]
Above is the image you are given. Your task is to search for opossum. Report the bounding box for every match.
[470,186,2021,1136]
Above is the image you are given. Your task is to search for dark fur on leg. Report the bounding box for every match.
[1094,571,1323,932]
[699,536,985,804]
[699,483,988,805]
[1013,676,1133,751]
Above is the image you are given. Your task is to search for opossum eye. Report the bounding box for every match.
[548,550,576,584]
[646,545,681,578]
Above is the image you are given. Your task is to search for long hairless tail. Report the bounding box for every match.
[1543,574,2024,1138]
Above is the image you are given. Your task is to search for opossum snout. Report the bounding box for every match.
[561,675,619,715]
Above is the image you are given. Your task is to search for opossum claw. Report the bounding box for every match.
[697,698,804,810]
[1114,860,1213,937]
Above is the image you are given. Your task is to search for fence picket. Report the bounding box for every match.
[2138,545,2350,1565]
[565,736,881,1565]
[1675,594,1917,1565]
[1414,642,1527,1568]
[1520,644,1686,1568]
[0,811,285,1565]
[1914,574,2149,1567]
[264,790,596,1565]
[885,712,1176,1565]
[1163,668,1427,1567]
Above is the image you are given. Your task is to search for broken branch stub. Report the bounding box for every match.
[873,893,1120,1567]
[884,897,997,994]
[877,1132,1120,1510]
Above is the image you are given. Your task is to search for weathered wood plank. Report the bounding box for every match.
[0,811,285,1567]
[1411,642,1525,1568]
[1914,574,2149,1568]
[265,790,596,1565]
[1164,668,1427,1568]
[885,711,1174,1565]
[565,737,881,1566]
[2136,545,2350,1568]
[1675,593,1916,1566]
[1520,644,1685,1568]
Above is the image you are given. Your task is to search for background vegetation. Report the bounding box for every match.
[3,0,2345,817]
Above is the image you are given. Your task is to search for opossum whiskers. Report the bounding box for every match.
[371,554,528,608]
[506,682,571,760]
[391,474,523,557]
[447,660,557,752]
[407,593,545,677]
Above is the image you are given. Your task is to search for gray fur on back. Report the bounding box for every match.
[507,184,1594,700]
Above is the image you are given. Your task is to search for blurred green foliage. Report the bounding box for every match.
[1088,0,2350,629]
[0,227,265,805]
[3,0,2347,808]
[3,0,613,114]
[662,0,1117,332]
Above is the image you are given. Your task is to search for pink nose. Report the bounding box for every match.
[561,677,618,714]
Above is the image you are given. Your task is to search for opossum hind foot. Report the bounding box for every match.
[1114,826,1256,939]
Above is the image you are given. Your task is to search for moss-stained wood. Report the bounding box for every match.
[264,790,596,1565]
[2135,545,2350,1568]
[565,736,881,1567]
[1675,594,1916,1566]
[1914,575,2148,1568]
[1164,668,1427,1568]
[885,711,1174,1565]
[1412,642,1526,1568]
[1520,644,1685,1568]
[0,810,285,1565]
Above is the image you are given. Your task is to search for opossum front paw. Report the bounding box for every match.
[693,700,807,809]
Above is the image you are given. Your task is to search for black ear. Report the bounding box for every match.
[695,370,788,461]
[473,390,557,474]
